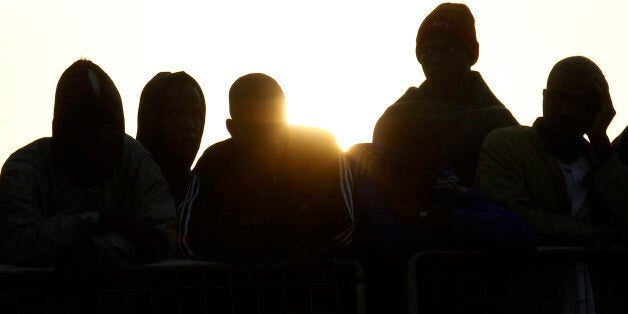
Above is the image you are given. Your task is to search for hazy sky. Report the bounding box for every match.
[1,0,627,166]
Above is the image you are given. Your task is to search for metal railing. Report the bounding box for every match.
[3,248,628,314]
[0,258,365,314]
[406,248,628,314]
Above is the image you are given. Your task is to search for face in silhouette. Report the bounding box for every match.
[543,89,600,139]
[542,58,604,139]
[417,32,472,92]
[226,74,287,166]
[53,62,124,187]
[156,82,204,166]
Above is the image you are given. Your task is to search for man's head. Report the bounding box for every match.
[379,112,444,201]
[415,3,478,90]
[226,73,286,144]
[52,59,124,187]
[543,56,605,138]
[138,71,205,169]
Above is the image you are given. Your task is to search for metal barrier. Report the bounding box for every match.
[406,248,628,314]
[4,249,628,314]
[0,258,365,314]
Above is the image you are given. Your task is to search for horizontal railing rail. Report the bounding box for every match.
[407,247,628,314]
[0,258,365,314]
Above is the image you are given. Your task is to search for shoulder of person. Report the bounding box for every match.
[284,126,340,154]
[192,138,234,175]
[119,135,161,169]
[485,125,530,141]
[1,137,53,174]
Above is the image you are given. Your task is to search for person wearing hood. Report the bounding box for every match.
[0,60,177,268]
[137,71,206,206]
[373,2,518,186]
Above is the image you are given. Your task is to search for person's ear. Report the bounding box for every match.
[226,118,235,137]
[542,89,553,116]
[462,49,473,69]
[415,44,423,65]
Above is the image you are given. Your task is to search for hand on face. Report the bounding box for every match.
[587,77,615,139]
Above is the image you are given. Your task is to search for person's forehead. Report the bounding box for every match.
[421,32,462,47]
[166,82,199,97]
[164,84,203,107]
[548,69,598,98]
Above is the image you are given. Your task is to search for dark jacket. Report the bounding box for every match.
[177,126,354,266]
[373,71,518,186]
[614,126,628,165]
[0,135,176,266]
[476,119,628,246]
[346,143,535,258]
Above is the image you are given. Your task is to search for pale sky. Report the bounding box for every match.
[1,0,627,167]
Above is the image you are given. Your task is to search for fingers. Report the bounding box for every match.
[594,76,614,112]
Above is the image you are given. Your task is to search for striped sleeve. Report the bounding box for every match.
[318,155,355,250]
[176,174,200,258]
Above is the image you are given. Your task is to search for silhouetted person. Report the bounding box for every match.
[178,73,353,266]
[0,60,176,269]
[613,126,628,165]
[373,2,518,186]
[349,113,533,259]
[137,72,205,206]
[476,56,628,247]
[349,113,532,314]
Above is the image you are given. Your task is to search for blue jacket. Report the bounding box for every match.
[347,144,535,257]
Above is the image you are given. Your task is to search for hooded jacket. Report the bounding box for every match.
[0,61,177,267]
[136,72,206,205]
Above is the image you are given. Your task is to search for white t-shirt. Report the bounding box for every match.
[556,155,592,219]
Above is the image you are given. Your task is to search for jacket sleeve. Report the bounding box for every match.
[121,141,178,262]
[0,152,99,266]
[449,194,535,249]
[475,131,613,245]
[74,153,176,267]
[588,154,628,228]
[353,175,433,256]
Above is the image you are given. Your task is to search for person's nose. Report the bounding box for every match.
[180,115,201,133]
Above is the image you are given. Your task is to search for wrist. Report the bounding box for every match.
[588,132,609,143]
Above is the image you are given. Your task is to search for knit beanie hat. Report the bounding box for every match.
[416,3,479,65]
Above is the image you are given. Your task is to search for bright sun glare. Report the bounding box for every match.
[1,1,627,164]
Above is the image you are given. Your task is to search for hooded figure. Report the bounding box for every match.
[373,2,518,186]
[0,60,176,268]
[137,72,206,205]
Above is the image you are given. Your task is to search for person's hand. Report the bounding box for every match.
[420,203,452,234]
[587,77,615,160]
[99,211,168,263]
[589,77,615,137]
